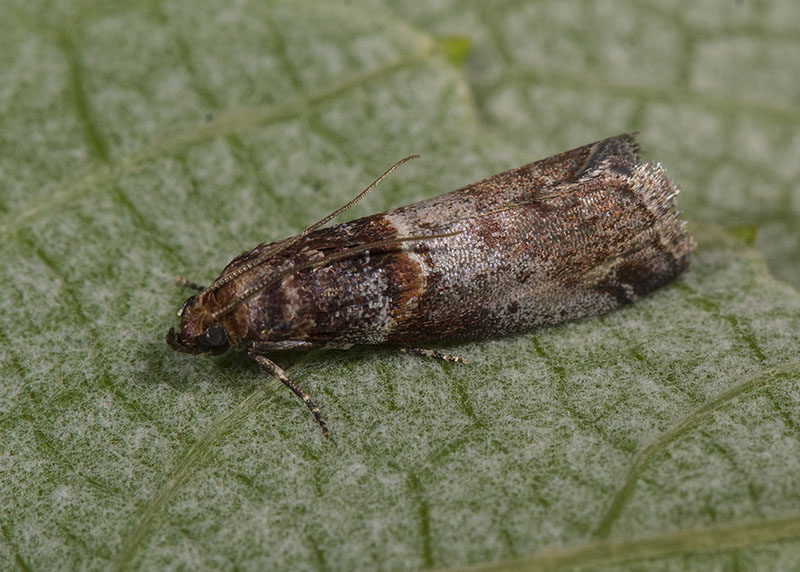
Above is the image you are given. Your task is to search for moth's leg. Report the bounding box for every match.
[249,340,324,352]
[400,347,469,364]
[248,352,329,438]
[175,276,205,291]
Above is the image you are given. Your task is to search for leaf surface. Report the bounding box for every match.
[1,2,799,571]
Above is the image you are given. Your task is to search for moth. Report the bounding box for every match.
[167,134,694,437]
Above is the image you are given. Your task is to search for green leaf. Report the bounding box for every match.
[1,2,799,571]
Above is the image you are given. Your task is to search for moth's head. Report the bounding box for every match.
[166,294,231,356]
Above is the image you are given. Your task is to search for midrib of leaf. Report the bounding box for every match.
[592,360,800,539]
[0,31,437,237]
[108,345,800,571]
[109,376,283,572]
[438,513,800,572]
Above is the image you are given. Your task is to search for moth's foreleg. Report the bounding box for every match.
[175,276,205,292]
[249,352,330,438]
[400,347,469,364]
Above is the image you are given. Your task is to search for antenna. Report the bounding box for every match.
[204,155,420,293]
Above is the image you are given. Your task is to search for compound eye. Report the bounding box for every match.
[177,295,197,317]
[197,324,229,349]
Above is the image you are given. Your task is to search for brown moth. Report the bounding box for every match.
[167,134,694,437]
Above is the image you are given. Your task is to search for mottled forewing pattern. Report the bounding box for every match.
[207,134,693,349]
